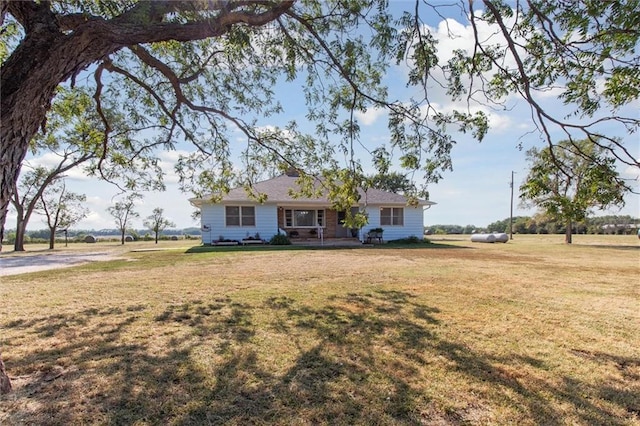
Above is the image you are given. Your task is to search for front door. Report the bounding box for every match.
[336,208,359,238]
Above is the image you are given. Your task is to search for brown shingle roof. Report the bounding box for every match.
[190,174,435,207]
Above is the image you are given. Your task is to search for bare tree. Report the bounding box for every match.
[108,194,140,245]
[144,207,176,244]
[38,180,89,249]
[11,168,56,251]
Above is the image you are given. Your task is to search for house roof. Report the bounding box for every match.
[189,174,436,208]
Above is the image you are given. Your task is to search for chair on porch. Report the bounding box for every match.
[366,230,383,244]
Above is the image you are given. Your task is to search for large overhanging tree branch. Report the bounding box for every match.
[103,42,309,195]
[1,0,295,252]
[458,0,640,169]
[9,86,162,251]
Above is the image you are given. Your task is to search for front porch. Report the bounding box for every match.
[278,207,361,240]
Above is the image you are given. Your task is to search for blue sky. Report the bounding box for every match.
[11,1,640,231]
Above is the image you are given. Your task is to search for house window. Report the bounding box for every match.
[284,209,324,227]
[226,206,255,226]
[380,207,403,226]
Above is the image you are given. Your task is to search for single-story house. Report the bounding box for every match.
[189,171,435,244]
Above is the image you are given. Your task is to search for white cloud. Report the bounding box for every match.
[354,107,386,126]
[395,8,552,115]
[23,153,91,181]
[486,111,513,133]
[623,161,640,180]
[534,86,565,99]
[413,99,516,136]
[62,182,196,231]
[157,150,192,184]
[80,210,113,231]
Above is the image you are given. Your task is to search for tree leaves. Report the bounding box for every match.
[519,139,628,242]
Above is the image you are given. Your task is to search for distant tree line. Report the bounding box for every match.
[426,215,639,236]
[425,224,480,235]
[2,227,203,245]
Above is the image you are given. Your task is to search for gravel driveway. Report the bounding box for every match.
[0,251,119,276]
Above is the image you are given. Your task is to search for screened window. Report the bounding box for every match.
[284,209,324,227]
[241,207,255,226]
[380,207,404,226]
[226,206,255,226]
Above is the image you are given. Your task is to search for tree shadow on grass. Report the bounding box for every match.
[578,244,640,251]
[1,291,637,424]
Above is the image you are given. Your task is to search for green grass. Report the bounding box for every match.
[1,235,639,425]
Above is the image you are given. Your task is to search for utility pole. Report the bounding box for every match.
[509,171,515,240]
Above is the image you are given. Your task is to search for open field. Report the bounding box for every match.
[1,235,639,425]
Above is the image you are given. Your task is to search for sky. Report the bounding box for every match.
[10,1,640,232]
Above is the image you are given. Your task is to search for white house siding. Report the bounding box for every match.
[200,203,279,244]
[400,206,426,239]
[360,205,425,241]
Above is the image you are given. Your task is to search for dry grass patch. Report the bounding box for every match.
[1,235,639,425]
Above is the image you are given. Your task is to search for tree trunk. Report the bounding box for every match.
[0,143,28,253]
[13,209,27,252]
[121,229,126,245]
[565,219,573,244]
[155,231,159,244]
[49,226,56,249]
[0,7,125,252]
[0,29,65,251]
[0,353,11,394]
